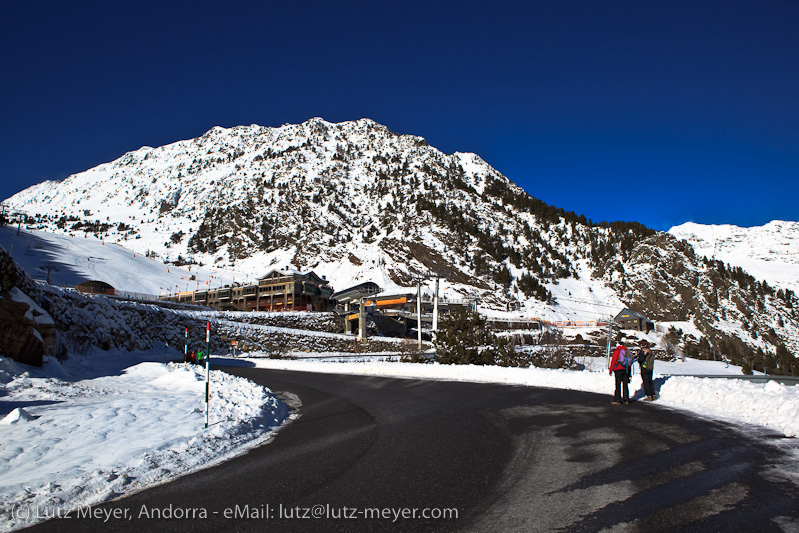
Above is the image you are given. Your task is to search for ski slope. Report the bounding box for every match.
[0,226,242,296]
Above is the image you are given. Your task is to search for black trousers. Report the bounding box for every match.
[641,369,655,397]
[614,370,629,402]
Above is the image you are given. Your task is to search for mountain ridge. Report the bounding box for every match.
[4,117,798,370]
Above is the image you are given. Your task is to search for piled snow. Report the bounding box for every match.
[0,358,27,385]
[241,356,799,438]
[658,377,799,438]
[0,408,34,425]
[0,354,290,532]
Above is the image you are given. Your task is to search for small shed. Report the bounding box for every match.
[615,308,654,332]
[76,280,115,296]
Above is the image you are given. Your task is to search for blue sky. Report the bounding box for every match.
[2,0,798,231]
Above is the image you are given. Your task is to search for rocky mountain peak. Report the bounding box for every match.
[4,118,798,368]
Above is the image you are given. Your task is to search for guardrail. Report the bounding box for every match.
[539,320,609,328]
[35,281,163,303]
[662,374,799,386]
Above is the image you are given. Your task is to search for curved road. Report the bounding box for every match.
[25,367,799,532]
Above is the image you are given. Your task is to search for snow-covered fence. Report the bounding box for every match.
[112,290,160,302]
[33,280,160,303]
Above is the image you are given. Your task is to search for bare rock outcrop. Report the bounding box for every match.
[0,288,56,366]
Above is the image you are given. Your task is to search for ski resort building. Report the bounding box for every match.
[615,308,655,332]
[330,282,383,311]
[75,280,115,296]
[332,282,477,337]
[160,269,333,312]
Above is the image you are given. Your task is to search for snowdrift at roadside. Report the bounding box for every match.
[0,358,290,532]
[658,377,799,437]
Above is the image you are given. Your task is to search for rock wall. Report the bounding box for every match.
[0,249,55,366]
[0,296,44,366]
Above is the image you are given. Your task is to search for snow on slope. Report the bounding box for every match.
[669,220,799,293]
[1,119,453,273]
[0,224,616,324]
[0,118,582,312]
[0,226,242,296]
[0,119,443,300]
[0,353,290,532]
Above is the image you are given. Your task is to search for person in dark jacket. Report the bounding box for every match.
[609,344,630,405]
[638,340,656,401]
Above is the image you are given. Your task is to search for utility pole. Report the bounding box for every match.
[432,276,440,343]
[605,316,614,369]
[358,297,367,343]
[416,279,423,351]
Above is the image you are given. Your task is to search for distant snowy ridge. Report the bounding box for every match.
[669,220,799,293]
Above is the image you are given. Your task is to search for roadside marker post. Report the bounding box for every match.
[416,280,422,351]
[205,321,210,429]
[184,327,188,363]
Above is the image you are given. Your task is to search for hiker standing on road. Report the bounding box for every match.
[609,344,631,405]
[638,340,656,401]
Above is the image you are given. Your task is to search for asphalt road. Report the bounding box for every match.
[23,367,799,532]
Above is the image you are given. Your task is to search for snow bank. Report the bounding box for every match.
[658,377,799,437]
[0,408,34,425]
[0,358,290,532]
[0,358,27,385]
[244,356,799,438]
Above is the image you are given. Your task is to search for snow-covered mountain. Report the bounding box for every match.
[669,221,799,294]
[3,118,798,368]
[3,118,598,309]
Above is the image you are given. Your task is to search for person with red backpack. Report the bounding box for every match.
[609,344,632,405]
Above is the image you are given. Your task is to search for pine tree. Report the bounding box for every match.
[433,308,497,365]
